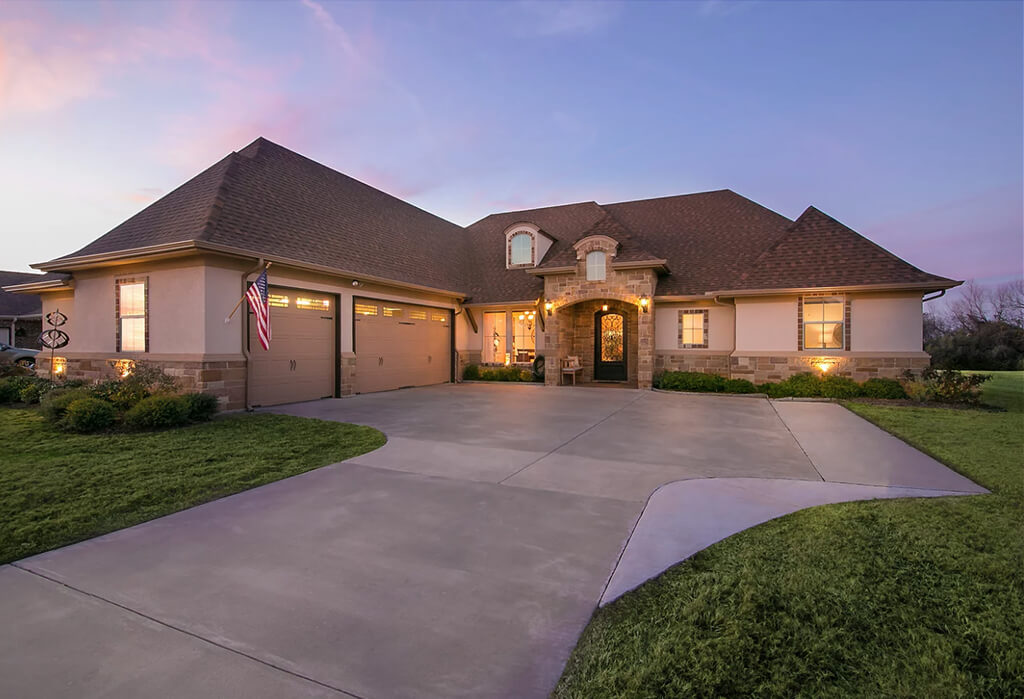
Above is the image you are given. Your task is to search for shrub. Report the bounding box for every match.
[182,392,219,421]
[124,394,190,430]
[94,361,180,410]
[40,388,96,422]
[861,377,907,400]
[902,380,933,403]
[658,371,727,393]
[0,363,34,379]
[18,379,53,405]
[723,378,758,394]
[820,375,863,399]
[462,364,481,381]
[0,377,30,403]
[915,367,991,405]
[63,397,116,433]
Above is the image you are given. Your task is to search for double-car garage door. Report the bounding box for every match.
[249,288,451,406]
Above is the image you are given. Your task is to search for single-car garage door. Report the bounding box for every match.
[354,298,451,394]
[249,287,336,406]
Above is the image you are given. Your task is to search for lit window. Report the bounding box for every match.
[117,280,146,352]
[803,297,844,349]
[269,294,289,308]
[355,303,378,316]
[408,309,427,320]
[512,311,536,363]
[296,297,329,311]
[509,232,532,265]
[586,251,606,281]
[432,312,448,323]
[383,306,403,317]
[482,311,506,363]
[679,310,707,348]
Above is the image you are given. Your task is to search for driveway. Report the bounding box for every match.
[0,385,985,698]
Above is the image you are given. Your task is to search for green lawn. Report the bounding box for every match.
[971,370,1024,412]
[555,378,1023,697]
[0,409,384,564]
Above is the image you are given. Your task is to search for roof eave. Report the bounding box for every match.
[707,280,963,297]
[2,279,74,294]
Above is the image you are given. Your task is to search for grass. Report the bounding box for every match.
[970,370,1024,412]
[555,376,1023,697]
[0,409,384,564]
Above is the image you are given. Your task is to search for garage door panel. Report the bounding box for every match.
[354,299,450,394]
[249,287,335,407]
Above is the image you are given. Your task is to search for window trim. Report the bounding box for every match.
[678,309,709,349]
[506,229,536,268]
[586,250,607,281]
[115,277,149,353]
[799,296,847,350]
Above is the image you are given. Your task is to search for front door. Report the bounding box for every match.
[594,310,627,381]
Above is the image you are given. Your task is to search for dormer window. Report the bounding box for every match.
[586,251,606,281]
[510,232,532,265]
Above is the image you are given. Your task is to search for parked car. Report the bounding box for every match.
[0,342,38,367]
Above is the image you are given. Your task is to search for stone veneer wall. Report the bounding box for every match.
[542,246,656,389]
[651,353,931,384]
[340,351,357,396]
[35,355,247,409]
[564,299,639,386]
[455,349,482,382]
[655,351,730,376]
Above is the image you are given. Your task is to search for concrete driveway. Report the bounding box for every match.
[0,385,985,698]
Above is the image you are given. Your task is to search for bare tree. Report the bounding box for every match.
[992,279,1024,327]
[948,280,990,330]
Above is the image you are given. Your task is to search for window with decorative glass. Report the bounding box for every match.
[117,280,147,352]
[509,232,532,265]
[512,310,536,363]
[586,251,606,281]
[803,297,844,349]
[482,311,506,363]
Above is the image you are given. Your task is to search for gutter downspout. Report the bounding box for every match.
[922,289,946,303]
[712,296,737,357]
[241,258,265,411]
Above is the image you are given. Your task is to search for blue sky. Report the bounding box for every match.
[1,0,1020,301]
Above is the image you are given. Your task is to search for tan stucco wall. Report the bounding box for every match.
[850,292,923,352]
[654,301,734,351]
[734,296,799,352]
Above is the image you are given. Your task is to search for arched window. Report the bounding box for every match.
[509,232,533,265]
[586,251,606,281]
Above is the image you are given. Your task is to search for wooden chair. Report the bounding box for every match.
[561,356,582,385]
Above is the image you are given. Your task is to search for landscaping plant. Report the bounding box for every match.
[182,392,219,422]
[124,394,191,430]
[63,397,116,433]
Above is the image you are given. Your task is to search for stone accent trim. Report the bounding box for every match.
[455,349,482,381]
[36,354,247,409]
[730,353,929,383]
[678,309,709,348]
[506,229,537,269]
[655,350,729,375]
[114,276,149,353]
[340,351,357,396]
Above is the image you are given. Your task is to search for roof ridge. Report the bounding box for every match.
[196,153,241,242]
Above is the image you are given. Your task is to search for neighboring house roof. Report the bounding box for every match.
[0,271,45,316]
[37,137,957,301]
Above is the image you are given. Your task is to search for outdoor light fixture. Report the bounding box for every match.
[53,357,67,375]
[602,304,609,312]
[639,295,650,313]
[814,359,836,374]
[113,359,136,378]
[544,301,553,316]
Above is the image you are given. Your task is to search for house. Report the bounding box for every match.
[0,271,44,349]
[4,138,958,408]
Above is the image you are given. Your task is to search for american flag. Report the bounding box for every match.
[246,268,271,350]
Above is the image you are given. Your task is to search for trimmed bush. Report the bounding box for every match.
[478,366,533,382]
[462,364,481,381]
[658,371,727,393]
[0,377,29,403]
[820,375,863,399]
[40,388,96,422]
[64,397,116,433]
[913,367,991,405]
[19,379,53,405]
[722,378,758,394]
[124,394,190,430]
[861,377,907,400]
[182,392,219,422]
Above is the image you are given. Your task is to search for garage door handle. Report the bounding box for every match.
[378,357,384,367]
[290,359,296,371]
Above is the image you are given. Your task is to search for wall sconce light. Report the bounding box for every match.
[504,352,511,367]
[53,356,67,376]
[544,301,554,317]
[814,359,835,374]
[601,304,609,312]
[113,359,136,378]
[639,295,650,313]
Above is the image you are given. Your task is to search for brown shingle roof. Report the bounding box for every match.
[0,271,46,316]
[42,138,957,301]
[731,206,956,290]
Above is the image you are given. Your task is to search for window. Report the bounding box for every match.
[355,303,378,316]
[408,309,427,320]
[268,294,289,308]
[117,279,147,352]
[482,311,506,364]
[803,297,844,349]
[509,232,533,266]
[586,251,606,281]
[383,306,403,317]
[296,297,329,311]
[432,312,448,323]
[679,310,707,348]
[512,310,536,363]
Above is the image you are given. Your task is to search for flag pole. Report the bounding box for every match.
[224,262,271,323]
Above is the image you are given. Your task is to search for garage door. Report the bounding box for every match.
[249,287,335,406]
[354,298,451,393]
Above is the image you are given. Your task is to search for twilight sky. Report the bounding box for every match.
[1,0,1021,304]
